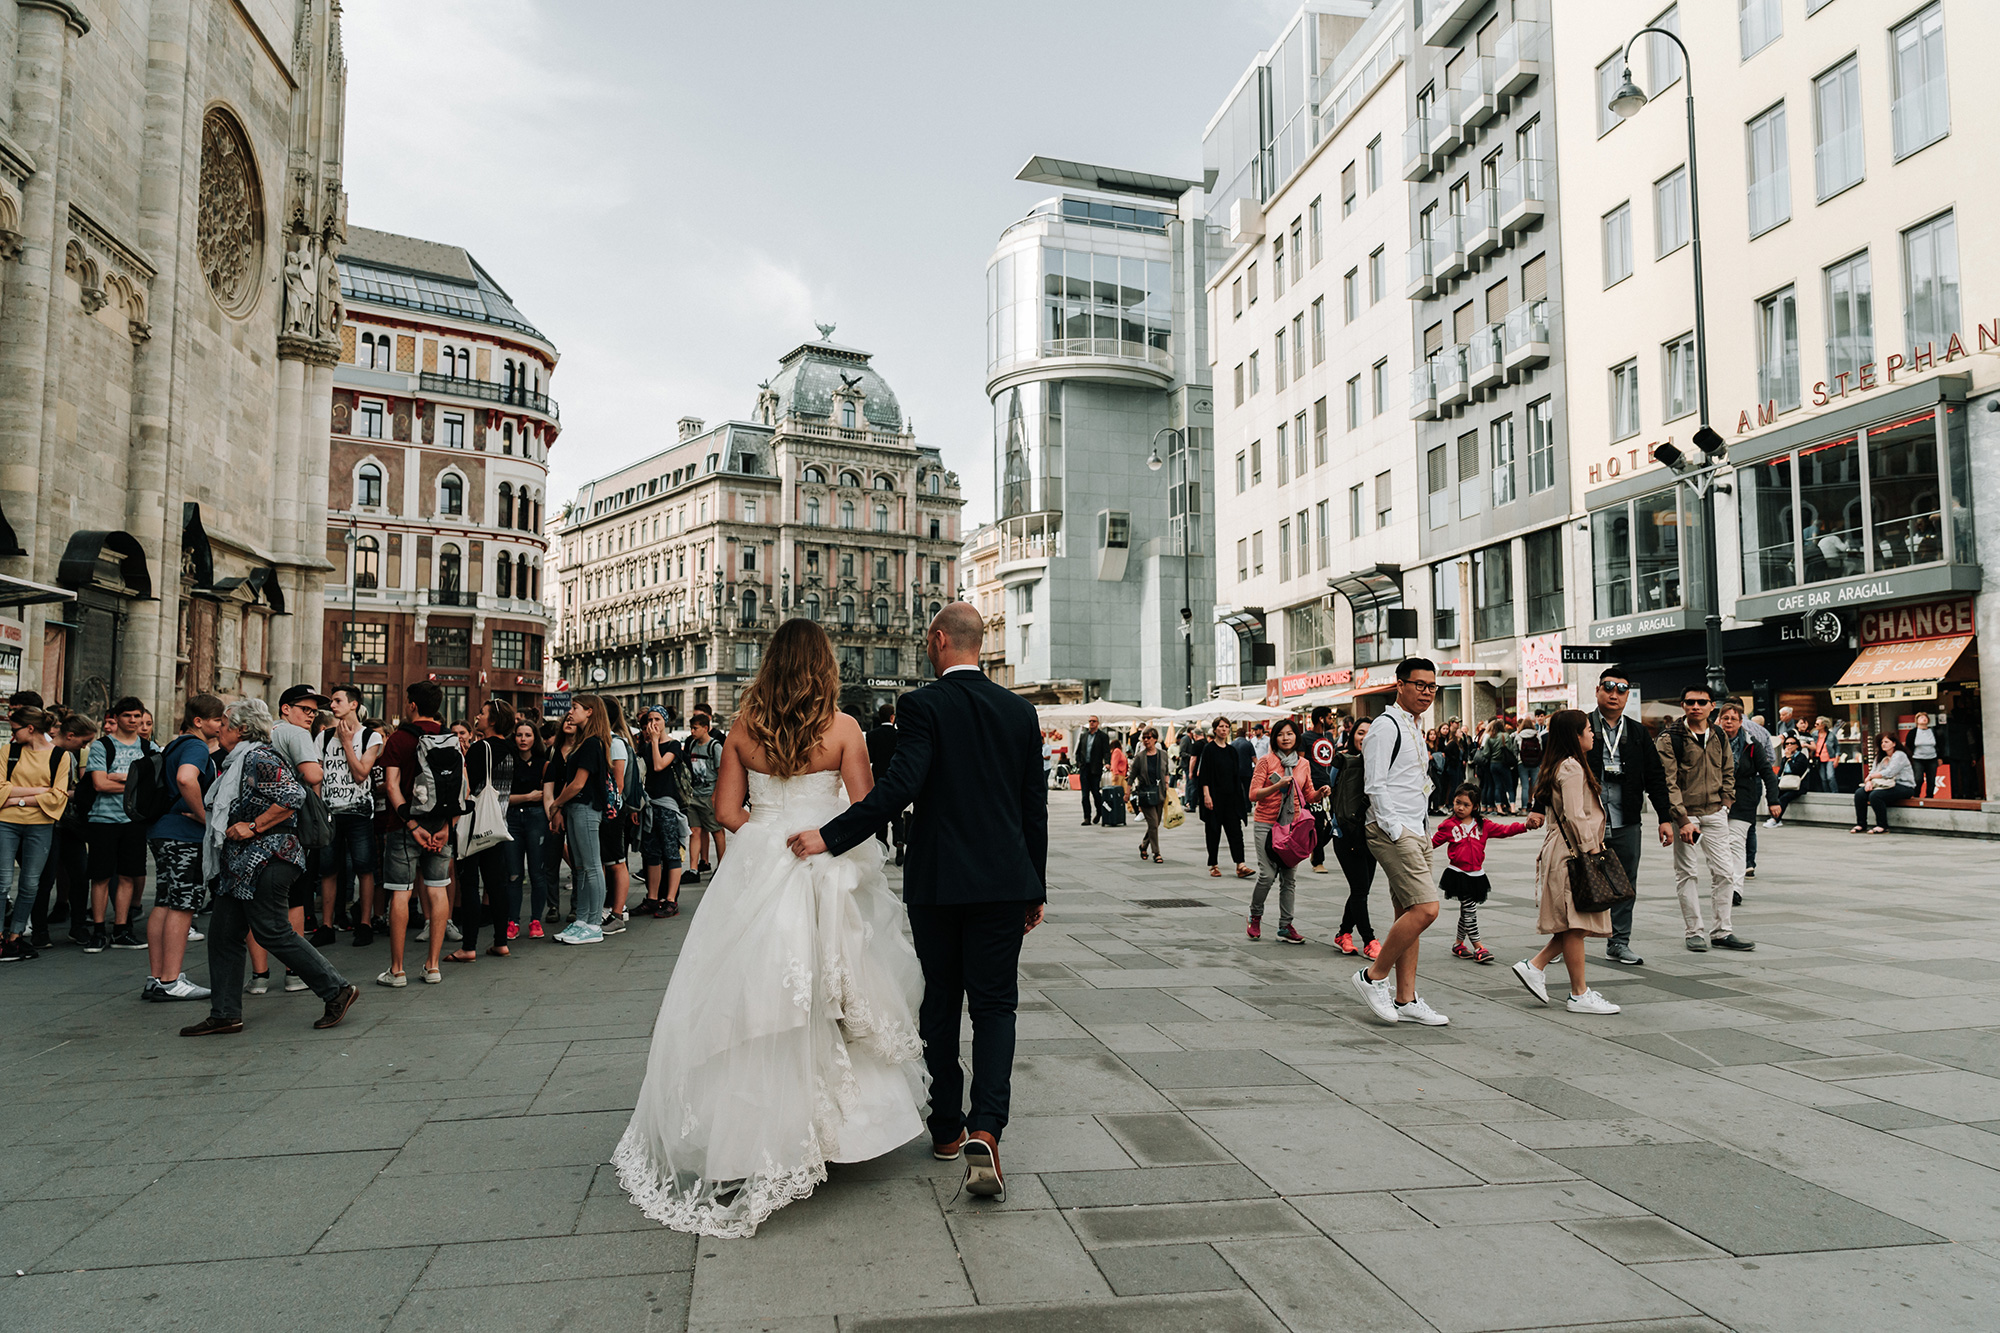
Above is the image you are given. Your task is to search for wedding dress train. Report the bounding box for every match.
[614,769,929,1237]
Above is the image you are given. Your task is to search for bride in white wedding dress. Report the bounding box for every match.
[614,619,929,1238]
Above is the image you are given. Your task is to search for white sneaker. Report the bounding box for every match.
[284,972,308,993]
[186,925,205,942]
[1762,817,1781,828]
[1566,988,1621,1015]
[415,924,430,942]
[444,922,462,942]
[159,975,210,1000]
[554,922,604,945]
[1350,967,1400,1024]
[1512,959,1550,1005]
[1395,994,1450,1026]
[376,969,408,988]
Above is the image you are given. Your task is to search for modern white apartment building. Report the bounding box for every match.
[1207,1,1430,714]
[1554,0,1999,795]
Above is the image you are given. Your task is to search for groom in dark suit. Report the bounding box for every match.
[788,602,1046,1202]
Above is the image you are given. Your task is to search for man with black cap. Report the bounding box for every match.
[257,685,328,992]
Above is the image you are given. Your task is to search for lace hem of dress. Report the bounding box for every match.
[612,1124,828,1240]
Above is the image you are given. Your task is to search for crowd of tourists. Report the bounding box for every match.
[0,680,729,1035]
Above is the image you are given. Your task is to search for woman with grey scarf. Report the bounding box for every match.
[180,699,358,1036]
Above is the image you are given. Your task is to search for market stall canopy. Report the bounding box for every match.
[1830,635,1972,703]
[1035,702,1166,726]
[1153,700,1298,726]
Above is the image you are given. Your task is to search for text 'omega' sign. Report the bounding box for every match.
[1859,596,1973,647]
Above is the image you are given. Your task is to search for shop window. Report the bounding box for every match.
[1592,506,1634,620]
[1285,602,1335,674]
[1867,414,1944,571]
[1798,434,1864,581]
[1738,454,1798,593]
[428,626,470,668]
[1472,544,1513,642]
[1355,598,1403,667]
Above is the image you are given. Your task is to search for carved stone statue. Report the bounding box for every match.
[283,243,315,335]
[317,243,345,339]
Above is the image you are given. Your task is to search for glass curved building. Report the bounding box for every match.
[981,160,1220,705]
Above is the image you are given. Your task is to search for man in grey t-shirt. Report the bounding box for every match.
[265,686,329,983]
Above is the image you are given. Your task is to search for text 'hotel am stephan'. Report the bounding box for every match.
[318,226,557,726]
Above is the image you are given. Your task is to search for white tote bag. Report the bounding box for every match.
[455,746,513,857]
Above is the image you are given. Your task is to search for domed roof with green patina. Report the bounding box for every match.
[765,332,902,432]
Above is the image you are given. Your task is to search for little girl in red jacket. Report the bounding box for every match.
[1432,783,1529,964]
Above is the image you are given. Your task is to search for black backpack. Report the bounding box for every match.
[405,724,465,818]
[124,736,188,825]
[1331,727,1403,828]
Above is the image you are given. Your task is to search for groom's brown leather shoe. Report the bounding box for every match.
[932,1131,967,1161]
[964,1131,1004,1202]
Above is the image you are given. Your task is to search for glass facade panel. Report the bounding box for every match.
[1738,455,1797,593]
[1798,435,1864,582]
[1525,527,1563,633]
[1903,211,1959,356]
[1592,505,1632,620]
[1284,602,1335,673]
[1527,398,1556,493]
[1472,545,1513,642]
[1490,416,1516,507]
[1633,489,1683,614]
[1824,252,1872,384]
[1432,562,1458,647]
[995,380,1063,518]
[1867,410,1942,571]
[1947,401,1976,563]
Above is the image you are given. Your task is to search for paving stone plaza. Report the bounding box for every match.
[5,802,1999,1332]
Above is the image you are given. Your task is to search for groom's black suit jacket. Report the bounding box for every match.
[820,668,1047,906]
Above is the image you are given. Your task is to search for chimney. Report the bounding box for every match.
[677,416,705,442]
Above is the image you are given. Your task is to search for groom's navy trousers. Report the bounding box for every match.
[906,902,1026,1143]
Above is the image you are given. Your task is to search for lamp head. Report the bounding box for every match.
[1146,447,1164,472]
[1609,68,1648,119]
[1654,441,1688,473]
[1692,424,1727,460]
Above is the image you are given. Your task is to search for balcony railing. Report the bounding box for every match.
[1437,345,1470,408]
[1467,322,1505,392]
[1498,159,1545,232]
[418,372,559,420]
[427,588,477,608]
[1502,299,1550,371]
[1409,362,1439,421]
[1494,20,1544,97]
[1891,76,1949,160]
[1814,126,1865,200]
[1464,188,1500,257]
[1402,118,1435,181]
[1405,237,1435,299]
[1456,56,1496,129]
[1433,215,1467,284]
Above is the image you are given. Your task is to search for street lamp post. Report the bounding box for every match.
[1149,427,1195,707]
[340,511,359,675]
[1611,31,1730,701]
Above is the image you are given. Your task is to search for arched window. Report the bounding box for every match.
[502,422,514,455]
[496,553,514,599]
[874,503,889,532]
[875,475,894,490]
[516,553,531,599]
[352,536,379,589]
[928,473,941,495]
[839,470,860,488]
[803,465,825,484]
[530,561,541,601]
[455,347,470,378]
[503,360,516,398]
[873,597,890,628]
[497,482,514,527]
[840,595,856,626]
[802,592,820,621]
[357,463,382,508]
[805,496,821,525]
[841,401,856,429]
[741,590,757,623]
[520,492,535,533]
[439,473,464,516]
[438,543,463,601]
[840,500,856,528]
[929,601,942,620]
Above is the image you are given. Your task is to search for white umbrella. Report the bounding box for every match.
[1152,699,1298,726]
[1035,702,1163,727]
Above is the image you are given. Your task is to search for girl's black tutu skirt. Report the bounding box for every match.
[1439,868,1491,903]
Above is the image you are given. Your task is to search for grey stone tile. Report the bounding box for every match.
[1335,1222,1699,1333]
[1642,1243,2000,1332]
[44,1150,394,1267]
[686,1177,971,1322]
[1007,1052,1176,1115]
[931,1171,1058,1214]
[1301,1059,1504,1104]
[1775,1053,1947,1080]
[385,1109,628,1174]
[1395,1180,1649,1227]
[1117,1048,1313,1089]
[194,1096,440,1159]
[1830,1070,2000,1121]
[317,1163,594,1250]
[1216,1235,1434,1331]
[12,1159,177,1200]
[1416,1124,1578,1184]
[1041,1163,1273,1208]
[1820,1100,1952,1131]
[390,1271,691,1331]
[1165,1082,1355,1111]
[1496,1117,1706,1149]
[1896,1123,2000,1170]
[1481,1076,1636,1121]
[1289,1190,1435,1236]
[1545,1142,1945,1255]
[838,1290,1287,1332]
[1079,1022,1185,1053]
[1192,1102,1479,1194]
[1075,967,1261,988]
[1560,1216,1734,1264]
[0,1195,124,1272]
[1611,1027,1820,1070]
[416,1228,697,1287]
[1068,1198,1313,1248]
[1862,1028,2000,1079]
[1038,987,1213,1026]
[5,1248,432,1332]
[1090,1241,1244,1296]
[945,1208,1112,1303]
[992,1115,1136,1174]
[1096,1112,1234,1166]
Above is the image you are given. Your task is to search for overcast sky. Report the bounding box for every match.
[343,0,1293,524]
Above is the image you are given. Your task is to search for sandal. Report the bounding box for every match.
[1850,825,1866,833]
[1153,855,1164,864]
[1210,866,1222,877]
[444,950,478,963]
[1235,865,1254,879]
[1867,826,1888,834]
[486,945,509,957]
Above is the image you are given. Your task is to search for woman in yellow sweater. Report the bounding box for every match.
[2,707,72,961]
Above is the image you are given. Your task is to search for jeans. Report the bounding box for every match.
[1672,810,1734,939]
[0,822,54,936]
[907,901,1027,1143]
[563,803,608,925]
[1604,823,1643,951]
[506,805,550,923]
[1518,764,1540,810]
[1853,783,1916,829]
[456,844,512,950]
[205,863,348,1021]
[1820,760,1840,792]
[1725,815,1754,905]
[1249,821,1296,928]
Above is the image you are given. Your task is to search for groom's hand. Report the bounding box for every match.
[786,829,827,859]
[1024,903,1044,934]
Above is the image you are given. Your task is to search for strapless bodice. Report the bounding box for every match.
[743,769,848,825]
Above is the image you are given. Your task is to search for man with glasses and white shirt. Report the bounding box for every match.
[1351,658,1454,1026]
[1580,666,1676,967]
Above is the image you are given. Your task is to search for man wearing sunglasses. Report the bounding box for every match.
[1583,667,1677,966]
[1656,683,1749,952]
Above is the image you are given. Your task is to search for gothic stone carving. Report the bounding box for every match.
[197,109,263,317]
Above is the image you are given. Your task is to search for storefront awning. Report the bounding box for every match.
[1328,564,1402,610]
[1830,634,1972,703]
[0,573,75,609]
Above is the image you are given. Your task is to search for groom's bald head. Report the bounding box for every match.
[932,602,983,654]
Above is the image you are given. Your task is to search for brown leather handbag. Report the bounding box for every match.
[1553,789,1634,913]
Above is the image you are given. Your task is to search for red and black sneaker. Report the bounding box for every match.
[1452,941,1475,961]
[1276,925,1306,945]
[1246,916,1262,941]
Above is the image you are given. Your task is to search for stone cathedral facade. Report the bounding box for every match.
[0,0,347,720]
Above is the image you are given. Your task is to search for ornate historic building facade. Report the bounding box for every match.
[0,0,347,717]
[318,226,556,726]
[553,333,964,723]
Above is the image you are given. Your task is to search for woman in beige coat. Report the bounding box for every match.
[1511,709,1620,1015]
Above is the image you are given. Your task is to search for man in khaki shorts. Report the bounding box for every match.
[1352,658,1450,1026]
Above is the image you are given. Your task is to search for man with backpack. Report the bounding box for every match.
[681,710,725,884]
[1516,714,1545,812]
[81,697,156,953]
[318,686,384,947]
[377,681,461,987]
[141,694,225,1000]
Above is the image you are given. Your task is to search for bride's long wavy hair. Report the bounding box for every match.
[736,617,840,777]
